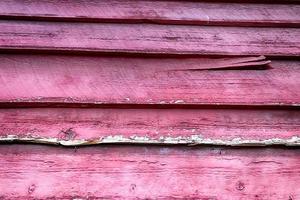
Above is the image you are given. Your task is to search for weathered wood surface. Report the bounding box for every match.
[0,145,299,199]
[0,108,299,146]
[0,0,299,27]
[0,21,299,56]
[0,54,299,106]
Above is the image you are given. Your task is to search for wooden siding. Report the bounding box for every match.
[0,0,299,199]
[0,54,298,106]
[0,21,299,56]
[0,1,299,27]
[0,107,299,146]
[0,145,299,199]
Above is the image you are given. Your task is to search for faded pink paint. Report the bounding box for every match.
[0,0,299,27]
[0,0,299,199]
[0,54,299,106]
[0,21,299,56]
[0,145,299,199]
[0,108,299,142]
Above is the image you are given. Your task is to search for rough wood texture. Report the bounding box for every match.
[0,108,299,146]
[0,21,299,56]
[0,54,299,106]
[0,145,299,199]
[0,0,299,27]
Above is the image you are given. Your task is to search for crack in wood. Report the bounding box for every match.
[179,55,272,71]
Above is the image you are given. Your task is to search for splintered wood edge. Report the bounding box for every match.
[1,135,300,147]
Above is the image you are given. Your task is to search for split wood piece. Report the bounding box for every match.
[178,55,271,70]
[0,54,299,106]
[0,145,299,199]
[0,108,299,146]
[0,21,299,56]
[0,1,299,27]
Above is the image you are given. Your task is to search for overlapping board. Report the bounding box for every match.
[0,107,299,146]
[0,0,299,27]
[0,145,299,199]
[0,20,299,56]
[0,54,299,106]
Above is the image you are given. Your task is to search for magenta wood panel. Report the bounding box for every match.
[0,0,299,27]
[0,54,299,106]
[0,108,299,146]
[0,21,299,56]
[0,145,299,199]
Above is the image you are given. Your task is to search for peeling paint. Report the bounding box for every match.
[0,135,300,147]
[174,100,184,104]
[4,97,300,107]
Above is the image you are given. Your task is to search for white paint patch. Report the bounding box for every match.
[174,100,184,104]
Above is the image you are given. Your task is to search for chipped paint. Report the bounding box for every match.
[174,100,184,104]
[4,97,300,107]
[0,135,300,147]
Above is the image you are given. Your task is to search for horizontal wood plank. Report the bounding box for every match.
[0,145,299,199]
[0,108,299,146]
[0,21,299,56]
[0,1,299,27]
[0,54,299,106]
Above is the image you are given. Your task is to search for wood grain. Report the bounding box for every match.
[0,0,299,27]
[0,20,299,56]
[0,144,299,199]
[0,107,299,146]
[0,54,299,106]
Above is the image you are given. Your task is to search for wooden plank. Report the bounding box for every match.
[0,54,299,106]
[0,144,299,199]
[0,1,299,27]
[0,21,299,56]
[0,108,299,146]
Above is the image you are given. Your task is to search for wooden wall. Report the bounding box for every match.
[0,0,299,199]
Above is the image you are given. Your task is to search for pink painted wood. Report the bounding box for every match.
[0,144,299,199]
[0,0,299,27]
[0,21,299,56]
[0,108,299,143]
[0,54,299,106]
